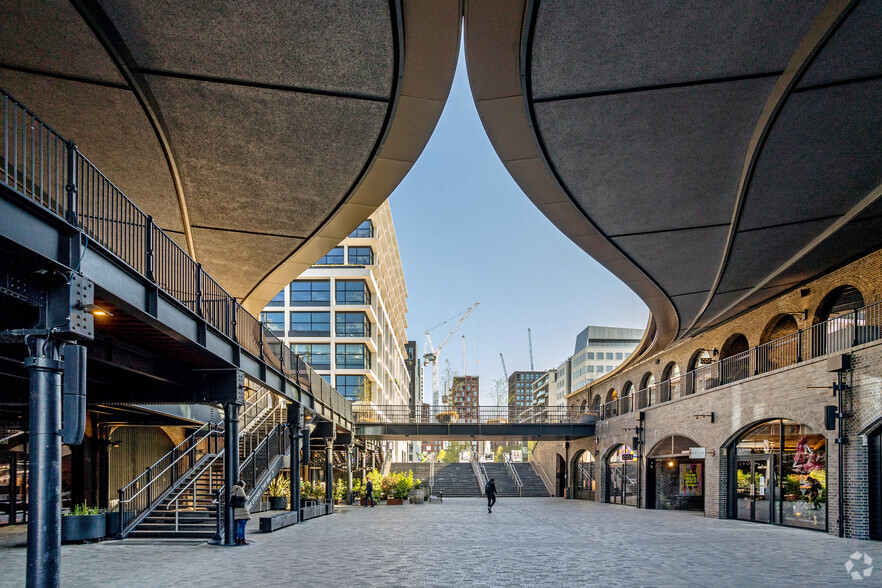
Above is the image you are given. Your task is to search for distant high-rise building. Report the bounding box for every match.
[569,326,643,397]
[508,371,544,418]
[451,375,480,453]
[405,341,422,460]
[259,201,411,462]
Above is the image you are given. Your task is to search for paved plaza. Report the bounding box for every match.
[1,498,880,587]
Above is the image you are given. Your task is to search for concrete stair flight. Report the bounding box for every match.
[390,463,482,497]
[481,463,552,497]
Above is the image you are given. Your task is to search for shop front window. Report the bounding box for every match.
[607,445,637,506]
[732,419,826,531]
[574,451,596,500]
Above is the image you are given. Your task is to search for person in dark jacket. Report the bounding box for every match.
[364,479,375,507]
[486,478,497,513]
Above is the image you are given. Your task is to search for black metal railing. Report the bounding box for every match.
[116,424,222,537]
[353,405,597,425]
[598,300,882,420]
[0,87,350,422]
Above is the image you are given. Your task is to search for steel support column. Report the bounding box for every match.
[346,445,354,505]
[25,335,65,588]
[289,423,301,521]
[223,403,240,546]
[325,439,334,503]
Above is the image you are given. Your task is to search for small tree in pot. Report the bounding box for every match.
[267,474,290,510]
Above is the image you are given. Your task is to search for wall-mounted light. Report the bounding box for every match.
[77,302,113,316]
[667,460,675,468]
[693,412,715,423]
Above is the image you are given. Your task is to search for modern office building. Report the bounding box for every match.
[259,201,411,461]
[450,375,480,453]
[552,359,572,408]
[532,369,555,409]
[508,371,544,418]
[569,326,644,395]
[405,340,423,460]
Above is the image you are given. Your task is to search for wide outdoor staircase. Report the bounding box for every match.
[118,387,290,540]
[513,463,552,497]
[390,463,483,497]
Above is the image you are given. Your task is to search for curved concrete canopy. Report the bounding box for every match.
[465,0,882,354]
[0,0,461,313]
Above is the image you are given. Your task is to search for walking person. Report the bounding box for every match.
[364,478,375,507]
[486,478,497,513]
[231,480,251,545]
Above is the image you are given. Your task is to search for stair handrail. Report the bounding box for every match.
[118,423,217,497]
[429,454,435,496]
[241,387,274,432]
[164,453,223,533]
[241,402,282,457]
[504,453,523,497]
[164,453,223,509]
[470,451,487,495]
[117,428,222,536]
[531,460,555,496]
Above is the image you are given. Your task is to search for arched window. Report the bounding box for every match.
[720,333,749,359]
[640,372,656,390]
[812,285,866,357]
[622,382,634,397]
[604,388,618,418]
[662,362,681,401]
[591,394,601,407]
[720,334,749,384]
[606,444,637,506]
[572,450,596,500]
[758,315,800,373]
[815,285,865,323]
[621,382,634,414]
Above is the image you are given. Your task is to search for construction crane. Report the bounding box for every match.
[462,335,466,376]
[423,302,479,409]
[499,353,508,381]
[528,328,535,371]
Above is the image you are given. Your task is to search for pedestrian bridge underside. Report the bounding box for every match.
[354,405,596,441]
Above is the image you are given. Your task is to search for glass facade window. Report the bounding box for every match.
[289,312,330,336]
[606,352,614,360]
[266,290,286,307]
[336,344,370,369]
[585,352,594,360]
[616,352,623,360]
[733,419,826,531]
[336,280,371,305]
[336,312,370,337]
[290,280,330,306]
[336,375,365,400]
[349,220,373,238]
[574,451,596,500]
[348,246,373,265]
[314,247,344,265]
[293,344,331,370]
[607,445,638,506]
[260,311,284,333]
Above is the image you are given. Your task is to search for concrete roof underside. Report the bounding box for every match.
[465,0,882,354]
[0,0,461,314]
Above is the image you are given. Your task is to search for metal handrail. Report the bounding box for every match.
[593,300,882,420]
[0,86,353,424]
[120,430,222,505]
[531,460,555,496]
[353,405,598,424]
[118,424,216,496]
[504,454,523,497]
[164,453,223,509]
[470,451,487,494]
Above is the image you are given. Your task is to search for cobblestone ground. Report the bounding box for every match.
[1,498,881,587]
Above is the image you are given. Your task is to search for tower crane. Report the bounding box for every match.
[528,328,535,371]
[423,302,479,409]
[499,352,508,381]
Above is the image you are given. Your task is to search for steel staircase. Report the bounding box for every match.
[118,386,290,540]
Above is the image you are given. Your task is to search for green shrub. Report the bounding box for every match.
[68,502,100,516]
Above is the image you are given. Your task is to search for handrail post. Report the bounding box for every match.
[196,263,204,317]
[797,329,803,362]
[146,466,152,505]
[117,489,124,539]
[853,308,860,347]
[64,141,78,227]
[259,326,265,360]
[144,215,155,282]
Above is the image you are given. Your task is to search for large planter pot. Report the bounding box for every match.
[387,498,404,505]
[269,496,288,510]
[62,513,106,543]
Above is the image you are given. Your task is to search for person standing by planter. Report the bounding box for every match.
[486,478,497,513]
[231,480,251,545]
[364,478,375,507]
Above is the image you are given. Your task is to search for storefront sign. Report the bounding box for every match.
[699,357,713,365]
[690,447,706,459]
[511,450,522,463]
[679,463,703,496]
[621,453,634,461]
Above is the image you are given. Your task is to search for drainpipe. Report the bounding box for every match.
[837,372,847,538]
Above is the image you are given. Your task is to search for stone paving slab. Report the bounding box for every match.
[1,498,880,586]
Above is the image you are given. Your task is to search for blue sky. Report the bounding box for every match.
[388,43,648,403]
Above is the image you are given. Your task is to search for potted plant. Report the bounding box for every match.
[333,479,346,505]
[367,469,383,504]
[435,411,458,424]
[267,474,290,510]
[62,503,106,543]
[389,471,414,505]
[353,478,367,505]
